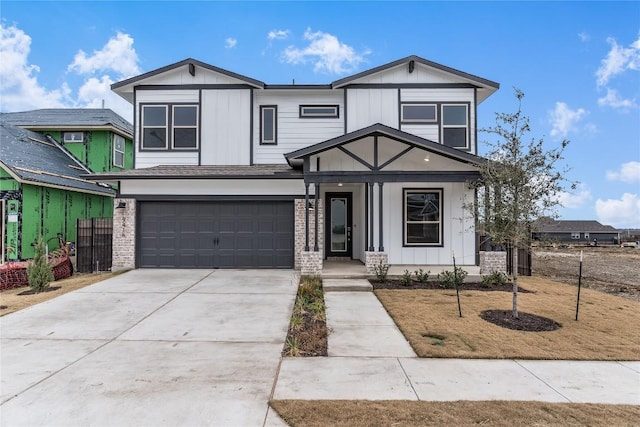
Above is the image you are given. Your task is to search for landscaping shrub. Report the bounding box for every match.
[400,269,412,286]
[481,271,510,288]
[414,268,430,283]
[27,236,54,294]
[373,260,390,282]
[437,267,468,289]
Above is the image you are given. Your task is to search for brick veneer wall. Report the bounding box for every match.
[479,251,507,274]
[365,251,388,275]
[112,198,136,271]
[294,198,324,271]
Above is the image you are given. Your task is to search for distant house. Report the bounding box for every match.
[0,109,133,262]
[532,219,620,245]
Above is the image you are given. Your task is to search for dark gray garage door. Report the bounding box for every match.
[138,201,294,268]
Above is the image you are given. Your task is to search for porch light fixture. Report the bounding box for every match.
[116,201,127,209]
[424,155,430,162]
[338,182,343,187]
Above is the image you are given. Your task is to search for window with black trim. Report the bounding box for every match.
[260,105,277,144]
[299,105,339,118]
[113,134,125,168]
[63,132,84,143]
[140,104,198,150]
[441,104,468,149]
[401,103,437,123]
[404,189,443,246]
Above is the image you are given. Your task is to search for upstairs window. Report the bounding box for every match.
[63,132,85,143]
[401,104,437,123]
[404,189,443,246]
[260,105,277,145]
[299,105,339,118]
[141,104,198,150]
[113,134,125,168]
[441,104,469,149]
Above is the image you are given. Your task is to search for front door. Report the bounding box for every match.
[325,192,352,258]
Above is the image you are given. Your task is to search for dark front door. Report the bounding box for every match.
[325,192,352,258]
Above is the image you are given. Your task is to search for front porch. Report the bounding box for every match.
[320,259,482,281]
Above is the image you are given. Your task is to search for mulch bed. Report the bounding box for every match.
[370,279,532,293]
[480,309,562,332]
[17,286,61,296]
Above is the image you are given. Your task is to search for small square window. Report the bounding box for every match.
[63,132,84,143]
[401,104,437,123]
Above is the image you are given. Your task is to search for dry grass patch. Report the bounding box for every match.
[0,271,124,316]
[375,276,640,360]
[271,400,640,427]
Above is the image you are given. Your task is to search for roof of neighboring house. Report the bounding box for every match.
[85,164,302,180]
[534,219,619,233]
[0,120,115,196]
[0,108,133,138]
[285,122,486,166]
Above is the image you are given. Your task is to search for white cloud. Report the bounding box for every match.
[596,35,640,87]
[549,102,588,138]
[283,28,370,74]
[606,161,640,183]
[225,37,237,49]
[68,32,140,78]
[0,23,69,111]
[595,193,640,228]
[76,75,133,120]
[597,88,637,109]
[268,30,290,41]
[557,184,592,209]
[578,32,590,42]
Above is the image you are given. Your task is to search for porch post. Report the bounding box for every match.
[304,182,310,251]
[378,182,384,251]
[314,183,319,251]
[368,182,375,251]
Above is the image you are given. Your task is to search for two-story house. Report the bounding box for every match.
[92,55,499,274]
[0,109,133,261]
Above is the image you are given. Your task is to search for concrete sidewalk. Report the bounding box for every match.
[274,358,640,404]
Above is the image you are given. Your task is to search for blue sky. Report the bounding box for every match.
[2,1,639,228]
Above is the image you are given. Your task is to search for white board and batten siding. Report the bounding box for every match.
[253,90,344,164]
[120,179,305,196]
[134,89,200,168]
[400,88,476,154]
[381,182,476,266]
[139,66,251,86]
[201,89,251,165]
[346,89,398,132]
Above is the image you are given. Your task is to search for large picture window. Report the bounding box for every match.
[113,134,125,168]
[441,104,468,149]
[404,189,443,246]
[140,104,198,150]
[260,105,277,144]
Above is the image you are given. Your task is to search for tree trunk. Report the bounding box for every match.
[512,244,519,318]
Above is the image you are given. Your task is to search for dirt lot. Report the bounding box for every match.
[532,245,640,301]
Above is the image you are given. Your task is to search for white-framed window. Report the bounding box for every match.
[401,103,437,123]
[584,233,590,240]
[441,104,469,149]
[63,132,85,143]
[299,105,339,118]
[403,188,443,246]
[172,105,198,149]
[113,134,125,168]
[141,105,168,150]
[571,233,580,239]
[260,105,277,145]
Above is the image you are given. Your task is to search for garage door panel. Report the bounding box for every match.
[138,201,294,268]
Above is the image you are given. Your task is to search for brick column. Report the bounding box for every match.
[112,198,136,271]
[479,251,507,274]
[294,198,323,271]
[365,251,388,275]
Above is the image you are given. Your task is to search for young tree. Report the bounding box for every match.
[470,88,575,318]
[27,236,54,293]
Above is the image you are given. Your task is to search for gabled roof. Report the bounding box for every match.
[0,120,114,196]
[0,109,133,138]
[285,123,486,167]
[534,219,619,233]
[111,58,265,91]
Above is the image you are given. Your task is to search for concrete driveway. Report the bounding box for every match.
[1,269,298,427]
